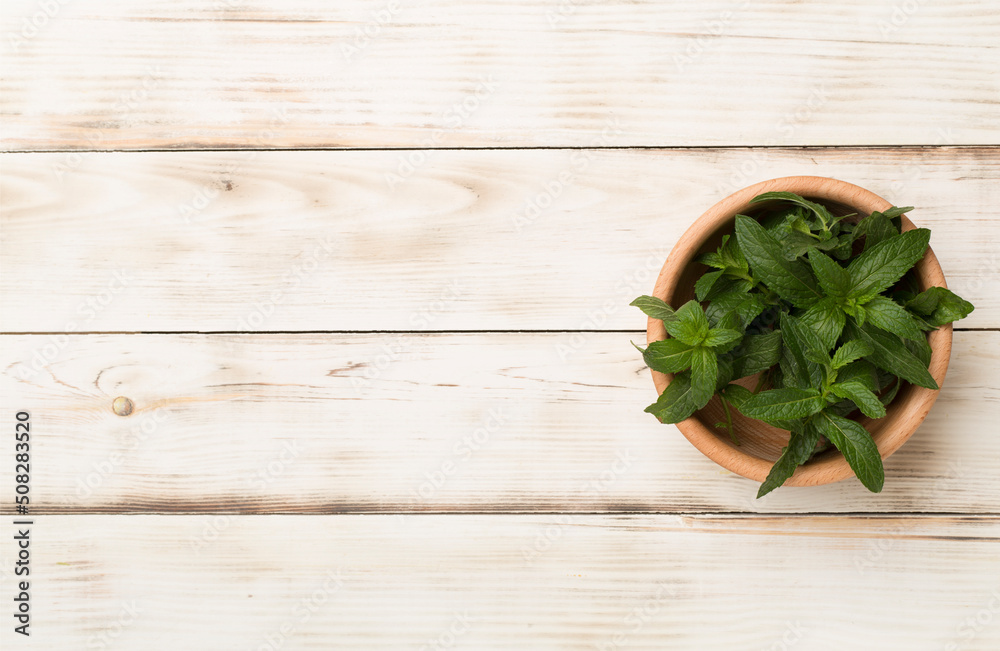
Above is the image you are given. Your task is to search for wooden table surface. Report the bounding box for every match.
[2,2,999,649]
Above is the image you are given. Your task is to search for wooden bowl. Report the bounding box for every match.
[646,176,952,487]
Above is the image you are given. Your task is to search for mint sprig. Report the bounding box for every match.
[633,193,975,496]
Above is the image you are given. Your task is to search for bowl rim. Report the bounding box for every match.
[646,175,953,487]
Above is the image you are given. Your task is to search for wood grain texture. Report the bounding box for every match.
[2,1,998,150]
[2,331,996,514]
[2,147,998,332]
[1,514,997,650]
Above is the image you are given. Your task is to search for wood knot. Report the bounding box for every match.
[112,396,134,417]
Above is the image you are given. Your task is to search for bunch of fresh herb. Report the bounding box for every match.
[632,192,974,497]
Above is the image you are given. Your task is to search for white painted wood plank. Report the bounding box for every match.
[1,1,998,149]
[0,514,997,649]
[2,148,997,332]
[1,331,996,514]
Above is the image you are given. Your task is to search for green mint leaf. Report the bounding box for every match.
[760,205,805,234]
[703,328,742,351]
[694,270,725,302]
[735,215,823,308]
[644,371,699,424]
[720,384,754,411]
[779,231,822,260]
[714,310,743,333]
[846,228,931,302]
[790,214,812,235]
[854,210,899,251]
[731,330,783,379]
[830,380,887,419]
[814,236,842,251]
[631,296,677,322]
[697,251,726,269]
[799,297,846,351]
[720,234,749,272]
[831,340,873,370]
[676,299,710,331]
[808,250,851,298]
[757,422,821,498]
[665,300,711,346]
[700,235,748,273]
[826,398,860,418]
[750,191,836,231]
[813,411,884,492]
[690,347,718,408]
[761,417,807,431]
[828,232,854,260]
[879,377,902,406]
[903,336,933,368]
[834,359,879,392]
[905,287,975,327]
[740,388,826,421]
[864,295,927,342]
[715,356,734,391]
[803,347,833,369]
[842,301,866,325]
[904,287,942,315]
[844,320,939,390]
[703,276,754,303]
[705,291,767,329]
[875,368,897,391]
[879,206,913,220]
[779,313,827,389]
[778,322,817,390]
[776,231,842,262]
[635,339,693,374]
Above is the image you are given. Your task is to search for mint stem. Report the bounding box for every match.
[720,395,739,446]
[752,369,770,394]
